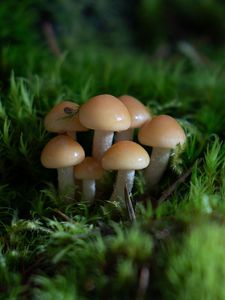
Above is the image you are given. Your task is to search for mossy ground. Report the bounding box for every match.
[1,1,225,299]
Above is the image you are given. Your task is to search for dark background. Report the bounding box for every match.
[1,0,225,61]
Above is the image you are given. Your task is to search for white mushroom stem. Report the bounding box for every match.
[115,128,134,142]
[92,130,114,161]
[82,179,96,202]
[57,167,75,200]
[110,170,135,203]
[66,131,77,141]
[145,147,171,190]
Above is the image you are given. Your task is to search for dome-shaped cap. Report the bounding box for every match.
[41,135,85,168]
[119,95,151,128]
[74,157,104,180]
[102,141,150,170]
[79,94,131,131]
[138,115,186,149]
[44,101,87,133]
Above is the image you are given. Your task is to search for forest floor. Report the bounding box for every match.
[0,39,225,299]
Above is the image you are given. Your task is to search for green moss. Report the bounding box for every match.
[166,223,225,300]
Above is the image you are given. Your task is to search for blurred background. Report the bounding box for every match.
[1,0,225,74]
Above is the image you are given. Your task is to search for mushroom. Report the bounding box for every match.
[102,141,150,203]
[74,157,104,202]
[44,101,87,140]
[138,115,186,190]
[115,95,151,141]
[79,94,131,161]
[41,135,85,200]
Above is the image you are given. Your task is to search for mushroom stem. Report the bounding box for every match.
[145,147,171,190]
[66,131,77,141]
[57,167,75,200]
[82,179,96,202]
[92,130,114,161]
[115,128,134,142]
[110,170,135,203]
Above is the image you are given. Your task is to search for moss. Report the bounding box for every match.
[166,223,225,300]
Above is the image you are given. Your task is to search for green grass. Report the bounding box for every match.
[0,41,225,299]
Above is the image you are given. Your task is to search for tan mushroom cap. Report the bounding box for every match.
[44,101,87,133]
[102,141,150,170]
[138,115,186,149]
[41,135,85,168]
[119,95,151,128]
[79,94,131,131]
[74,157,104,180]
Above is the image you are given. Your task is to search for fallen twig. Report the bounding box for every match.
[136,157,203,208]
[52,208,72,222]
[42,21,61,57]
[158,157,204,204]
[136,266,150,300]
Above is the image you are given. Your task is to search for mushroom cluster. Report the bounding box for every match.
[41,95,186,204]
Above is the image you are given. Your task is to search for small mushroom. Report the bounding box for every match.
[102,141,150,203]
[41,135,85,200]
[79,94,131,161]
[44,101,87,140]
[115,95,151,141]
[74,157,104,202]
[138,115,186,190]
